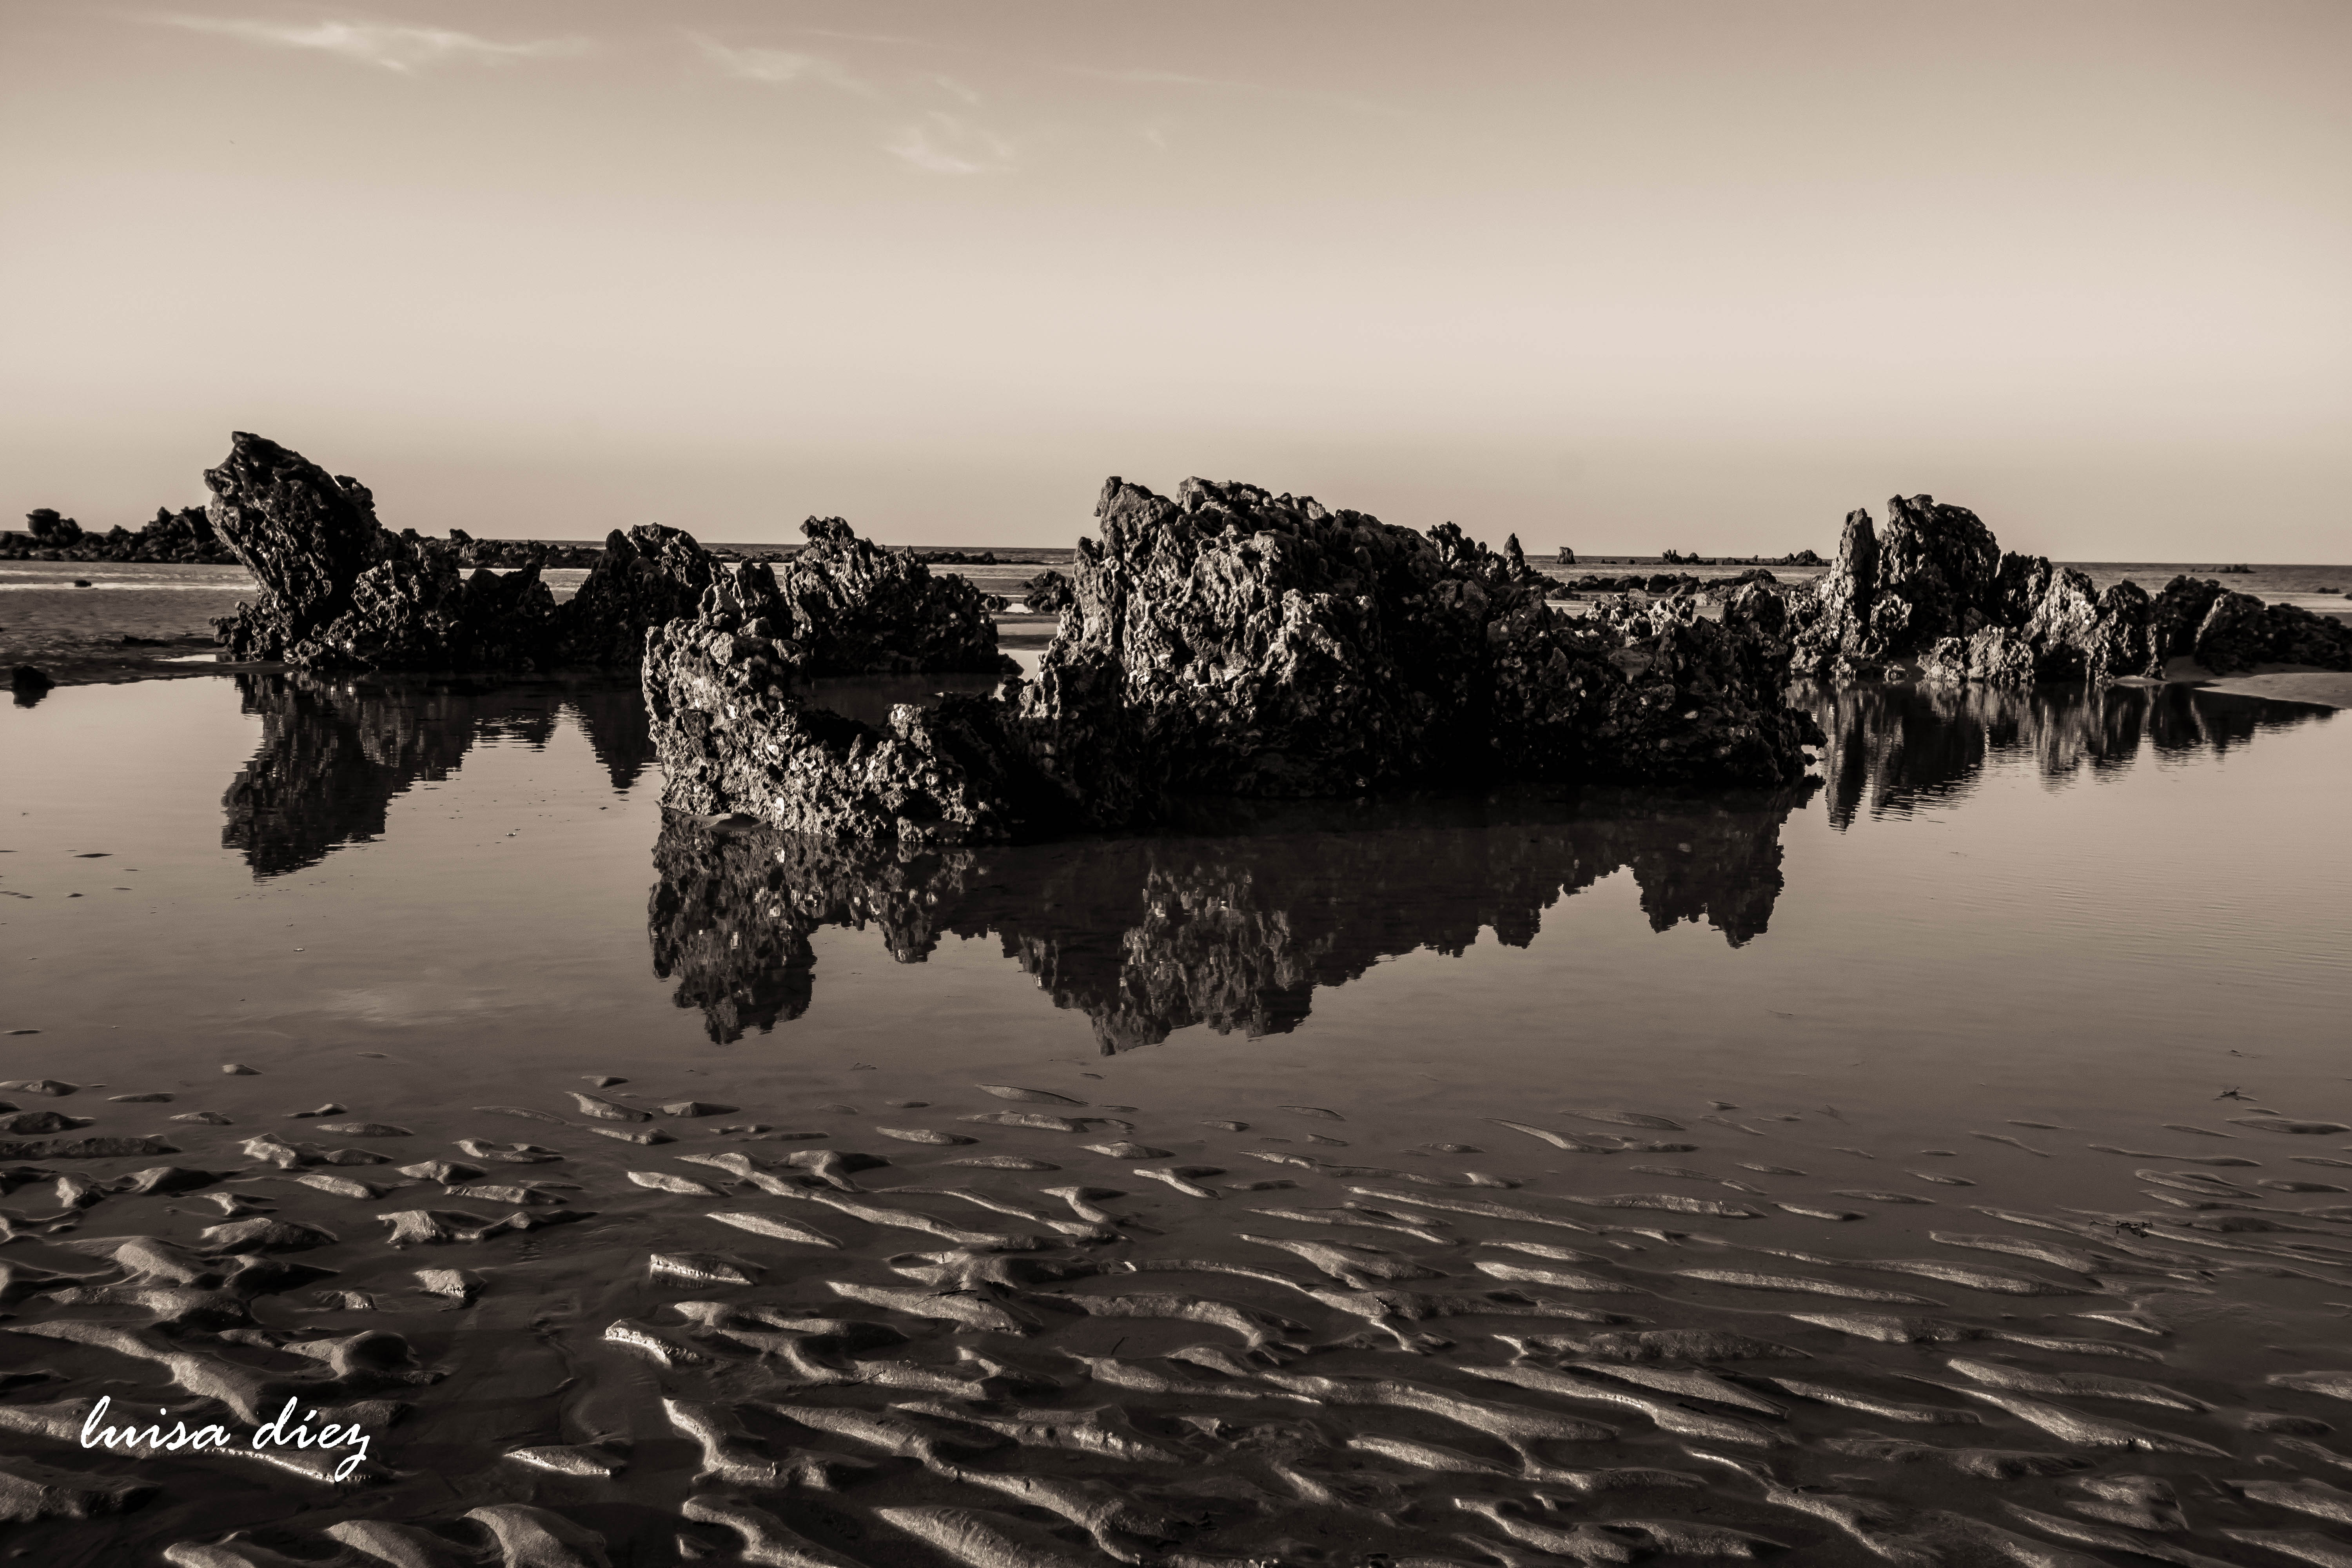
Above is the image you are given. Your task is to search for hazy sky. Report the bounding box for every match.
[4,2,2346,557]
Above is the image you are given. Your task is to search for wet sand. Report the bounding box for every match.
[4,1042,2352,1564]
[2196,672,2352,710]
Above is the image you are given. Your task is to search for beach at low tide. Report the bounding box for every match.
[0,655,2347,1564]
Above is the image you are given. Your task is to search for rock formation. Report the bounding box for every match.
[646,476,1822,845]
[1021,570,1073,615]
[1786,495,2352,682]
[202,435,1011,677]
[550,522,716,669]
[774,517,1016,675]
[207,434,571,669]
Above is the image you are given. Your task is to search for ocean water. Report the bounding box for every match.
[0,668,2347,1563]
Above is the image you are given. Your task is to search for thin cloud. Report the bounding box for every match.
[886,112,1014,175]
[1066,63,1401,118]
[794,27,947,50]
[927,73,982,106]
[160,16,588,72]
[691,34,873,94]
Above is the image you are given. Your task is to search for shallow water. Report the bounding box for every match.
[0,673,2348,1565]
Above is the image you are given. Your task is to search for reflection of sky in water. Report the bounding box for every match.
[1,672,2339,1114]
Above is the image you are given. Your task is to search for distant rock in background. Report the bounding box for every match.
[2,505,240,565]
[1022,570,1074,615]
[645,475,1821,846]
[1784,495,2352,682]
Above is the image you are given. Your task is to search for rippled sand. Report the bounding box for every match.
[5,1060,2352,1566]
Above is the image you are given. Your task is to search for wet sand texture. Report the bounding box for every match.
[6,1071,2352,1564]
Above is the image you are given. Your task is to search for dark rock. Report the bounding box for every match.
[644,574,1042,846]
[206,434,388,661]
[1790,497,2352,685]
[11,666,54,707]
[552,523,717,668]
[203,435,721,673]
[0,506,236,564]
[1501,534,1551,589]
[1555,547,1577,566]
[1022,570,1074,615]
[646,475,1819,845]
[775,518,1016,675]
[2187,582,2352,673]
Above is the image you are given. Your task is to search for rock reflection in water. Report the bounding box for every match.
[1807,678,2336,828]
[649,784,1815,1048]
[221,671,655,876]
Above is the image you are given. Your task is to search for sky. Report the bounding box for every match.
[2,1,2346,558]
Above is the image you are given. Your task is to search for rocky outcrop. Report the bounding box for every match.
[646,476,1821,845]
[550,523,717,669]
[774,517,1016,676]
[1022,570,1073,615]
[643,565,1048,846]
[1787,496,2352,683]
[203,436,1019,677]
[206,434,575,669]
[2,508,241,564]
[2183,582,2352,672]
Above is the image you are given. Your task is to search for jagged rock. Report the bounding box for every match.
[1023,570,1074,615]
[205,435,564,670]
[644,568,1045,846]
[552,523,717,668]
[204,439,1014,677]
[10,666,53,707]
[1791,497,2351,684]
[776,517,1016,675]
[646,475,1820,845]
[2188,583,2352,673]
[207,434,389,661]
[1501,533,1551,590]
[1791,496,2002,675]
